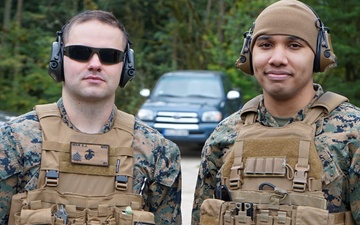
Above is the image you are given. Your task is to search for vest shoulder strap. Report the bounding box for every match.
[303,91,348,125]
[240,95,262,115]
[310,91,348,113]
[35,103,59,119]
[114,110,135,135]
[240,95,262,124]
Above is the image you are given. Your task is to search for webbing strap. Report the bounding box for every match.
[229,141,244,189]
[25,188,143,210]
[40,141,63,187]
[297,140,310,167]
[292,139,311,192]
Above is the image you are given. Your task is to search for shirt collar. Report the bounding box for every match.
[56,98,116,133]
[257,83,324,126]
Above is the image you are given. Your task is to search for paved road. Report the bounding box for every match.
[179,144,202,225]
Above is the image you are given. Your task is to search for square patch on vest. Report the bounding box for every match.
[70,142,109,166]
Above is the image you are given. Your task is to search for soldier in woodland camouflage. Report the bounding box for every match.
[192,1,360,224]
[0,10,181,225]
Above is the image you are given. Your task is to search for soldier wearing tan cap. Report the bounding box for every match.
[192,1,360,224]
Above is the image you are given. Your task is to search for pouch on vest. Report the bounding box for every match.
[202,199,349,225]
[200,199,225,225]
[13,201,155,225]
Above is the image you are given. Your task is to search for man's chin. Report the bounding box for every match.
[78,93,111,103]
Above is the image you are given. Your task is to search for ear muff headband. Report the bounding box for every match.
[48,27,135,87]
[236,4,337,75]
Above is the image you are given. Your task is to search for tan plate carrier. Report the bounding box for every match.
[200,92,355,225]
[8,103,155,225]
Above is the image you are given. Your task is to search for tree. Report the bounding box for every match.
[0,0,359,114]
[312,0,360,102]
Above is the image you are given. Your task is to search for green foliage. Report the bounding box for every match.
[1,0,360,115]
[203,0,276,102]
[310,0,360,105]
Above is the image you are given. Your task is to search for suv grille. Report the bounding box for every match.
[155,112,198,123]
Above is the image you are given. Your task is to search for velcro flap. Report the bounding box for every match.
[20,207,54,224]
[200,199,224,225]
[295,206,329,225]
[133,210,155,224]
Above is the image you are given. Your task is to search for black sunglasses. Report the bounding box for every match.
[64,45,124,65]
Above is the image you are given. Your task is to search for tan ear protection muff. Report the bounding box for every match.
[236,2,337,75]
[313,19,337,72]
[48,26,135,87]
[235,25,254,75]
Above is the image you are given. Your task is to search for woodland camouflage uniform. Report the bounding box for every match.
[192,84,360,225]
[0,98,182,225]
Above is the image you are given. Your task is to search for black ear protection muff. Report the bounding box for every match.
[119,42,135,88]
[236,4,337,75]
[48,30,64,82]
[48,27,136,87]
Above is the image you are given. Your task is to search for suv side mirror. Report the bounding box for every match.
[227,90,240,100]
[140,88,150,97]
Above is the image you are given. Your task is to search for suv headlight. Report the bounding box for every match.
[202,111,222,122]
[137,109,154,120]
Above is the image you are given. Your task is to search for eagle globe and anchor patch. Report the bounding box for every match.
[70,142,109,166]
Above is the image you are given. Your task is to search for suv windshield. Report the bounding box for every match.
[152,75,223,99]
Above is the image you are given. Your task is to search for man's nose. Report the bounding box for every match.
[268,46,288,66]
[88,53,103,69]
[90,52,102,62]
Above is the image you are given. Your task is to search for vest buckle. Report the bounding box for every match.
[45,170,59,187]
[229,164,243,190]
[292,164,310,192]
[115,175,128,191]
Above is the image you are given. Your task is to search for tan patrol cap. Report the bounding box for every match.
[251,0,319,54]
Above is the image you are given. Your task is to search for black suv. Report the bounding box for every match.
[136,70,242,145]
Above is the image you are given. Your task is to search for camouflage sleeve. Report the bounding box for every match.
[0,121,22,224]
[0,126,19,224]
[344,104,360,223]
[0,176,18,224]
[191,141,220,225]
[316,102,360,223]
[0,112,42,224]
[349,141,360,224]
[191,112,242,225]
[133,119,182,225]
